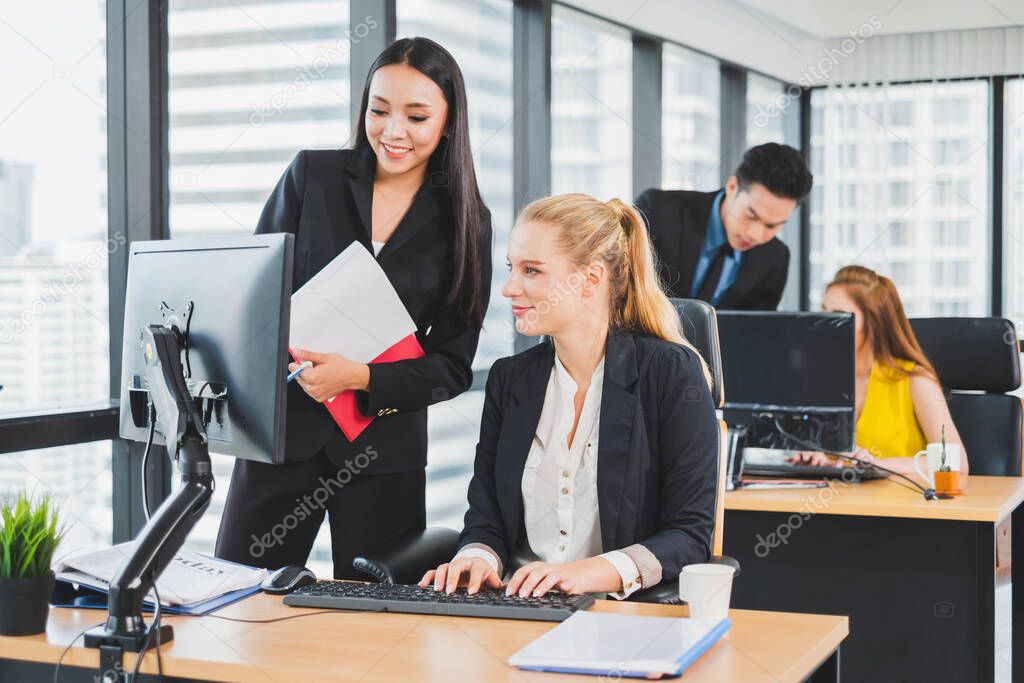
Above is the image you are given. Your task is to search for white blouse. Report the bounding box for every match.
[458,353,642,599]
[371,240,385,256]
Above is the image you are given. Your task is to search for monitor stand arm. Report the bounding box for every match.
[84,324,214,670]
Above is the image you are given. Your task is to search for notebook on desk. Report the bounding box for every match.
[50,542,266,615]
[508,611,731,678]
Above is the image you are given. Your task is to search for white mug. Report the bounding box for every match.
[679,563,735,622]
[913,442,961,487]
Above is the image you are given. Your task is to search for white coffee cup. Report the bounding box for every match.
[913,442,961,487]
[679,563,735,621]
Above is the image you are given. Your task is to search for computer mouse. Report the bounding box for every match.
[261,565,317,594]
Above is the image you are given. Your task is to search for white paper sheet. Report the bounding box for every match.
[289,242,417,363]
[54,542,266,606]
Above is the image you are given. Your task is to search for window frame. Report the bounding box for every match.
[802,76,1002,316]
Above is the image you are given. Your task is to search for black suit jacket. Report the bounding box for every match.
[635,188,789,310]
[256,146,492,474]
[458,330,719,587]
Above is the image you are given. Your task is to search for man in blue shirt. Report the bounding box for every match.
[636,143,812,310]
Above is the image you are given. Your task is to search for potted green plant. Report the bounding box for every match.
[0,491,66,636]
[933,425,960,494]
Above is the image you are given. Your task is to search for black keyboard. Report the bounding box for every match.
[282,580,595,622]
[743,463,889,482]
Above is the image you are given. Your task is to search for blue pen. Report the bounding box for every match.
[287,360,312,382]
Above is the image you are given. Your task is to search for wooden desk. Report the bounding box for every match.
[724,474,1024,683]
[0,594,847,682]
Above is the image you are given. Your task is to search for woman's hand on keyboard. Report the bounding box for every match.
[787,450,836,467]
[505,557,620,598]
[419,557,501,595]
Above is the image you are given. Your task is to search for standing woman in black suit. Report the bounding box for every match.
[215,37,492,578]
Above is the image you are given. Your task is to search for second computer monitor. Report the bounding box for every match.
[716,311,856,453]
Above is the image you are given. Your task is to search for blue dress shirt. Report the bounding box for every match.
[690,190,743,306]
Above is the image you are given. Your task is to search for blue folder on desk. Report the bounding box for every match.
[508,611,731,679]
[51,579,261,616]
[49,545,266,616]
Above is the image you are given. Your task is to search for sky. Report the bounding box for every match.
[0,2,107,244]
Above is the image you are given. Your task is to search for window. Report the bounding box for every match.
[0,4,110,414]
[935,139,969,166]
[890,261,913,289]
[746,73,790,147]
[168,1,352,568]
[168,0,352,238]
[936,220,969,246]
[808,82,990,314]
[1004,79,1024,327]
[889,221,910,246]
[934,97,970,126]
[890,141,910,166]
[0,443,113,554]
[889,181,910,206]
[661,44,719,191]
[398,0,513,530]
[551,6,632,200]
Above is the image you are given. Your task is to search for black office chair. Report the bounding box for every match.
[353,299,738,603]
[909,317,1022,476]
[628,299,737,604]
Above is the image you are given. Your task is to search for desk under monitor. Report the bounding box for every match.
[724,474,1024,683]
[0,593,848,682]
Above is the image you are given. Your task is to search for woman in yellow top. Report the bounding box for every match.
[792,265,969,479]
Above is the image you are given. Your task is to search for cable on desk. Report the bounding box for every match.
[200,609,342,624]
[53,621,105,683]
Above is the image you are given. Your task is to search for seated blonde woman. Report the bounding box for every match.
[419,193,719,598]
[792,265,969,479]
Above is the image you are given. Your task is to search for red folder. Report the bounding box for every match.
[290,334,425,442]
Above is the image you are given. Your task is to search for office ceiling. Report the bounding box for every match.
[737,0,1024,38]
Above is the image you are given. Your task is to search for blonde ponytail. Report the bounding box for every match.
[517,193,711,387]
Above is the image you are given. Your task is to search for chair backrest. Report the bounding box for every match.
[909,317,1023,476]
[671,298,727,556]
[671,298,723,409]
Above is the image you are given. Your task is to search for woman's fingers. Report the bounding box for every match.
[505,564,532,596]
[531,572,562,597]
[418,569,435,588]
[466,560,488,595]
[432,563,449,592]
[516,565,549,598]
[483,569,502,589]
[444,559,470,594]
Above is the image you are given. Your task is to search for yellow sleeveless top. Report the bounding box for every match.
[855,359,927,459]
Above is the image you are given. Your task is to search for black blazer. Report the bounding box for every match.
[256,147,492,474]
[635,188,789,310]
[458,330,719,587]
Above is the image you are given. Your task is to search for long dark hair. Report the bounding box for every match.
[353,37,488,326]
[827,265,937,380]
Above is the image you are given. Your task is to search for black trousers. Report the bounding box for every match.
[214,449,426,579]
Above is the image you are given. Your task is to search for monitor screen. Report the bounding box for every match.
[119,234,293,464]
[717,311,855,411]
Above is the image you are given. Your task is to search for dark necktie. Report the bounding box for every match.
[696,242,734,304]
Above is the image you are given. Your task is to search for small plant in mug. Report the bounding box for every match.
[938,424,951,473]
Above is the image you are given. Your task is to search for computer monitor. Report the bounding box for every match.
[118,234,293,464]
[85,233,293,659]
[716,311,856,453]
